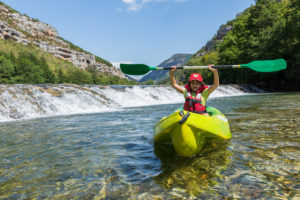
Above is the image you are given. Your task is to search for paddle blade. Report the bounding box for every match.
[241,59,287,72]
[120,64,153,75]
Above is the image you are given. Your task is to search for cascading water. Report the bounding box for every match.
[0,85,298,199]
[0,84,253,122]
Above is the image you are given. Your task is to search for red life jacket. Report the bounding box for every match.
[183,84,208,113]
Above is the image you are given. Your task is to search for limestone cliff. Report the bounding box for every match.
[193,23,233,58]
[0,3,125,78]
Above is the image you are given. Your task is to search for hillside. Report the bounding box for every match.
[156,22,234,85]
[178,0,300,91]
[0,1,136,85]
[139,53,192,83]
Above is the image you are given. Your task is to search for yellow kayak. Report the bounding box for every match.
[154,106,231,157]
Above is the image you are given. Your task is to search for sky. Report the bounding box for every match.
[1,0,254,67]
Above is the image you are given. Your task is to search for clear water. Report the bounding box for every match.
[0,93,299,199]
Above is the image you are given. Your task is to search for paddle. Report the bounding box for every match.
[120,58,287,75]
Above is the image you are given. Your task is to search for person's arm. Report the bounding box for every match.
[207,65,219,95]
[169,66,184,94]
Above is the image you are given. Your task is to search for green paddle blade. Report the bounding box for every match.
[241,58,287,72]
[120,64,156,75]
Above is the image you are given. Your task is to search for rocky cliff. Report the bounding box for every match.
[192,12,247,59]
[0,3,125,78]
[193,23,233,58]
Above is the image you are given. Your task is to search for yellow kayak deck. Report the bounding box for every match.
[154,107,231,157]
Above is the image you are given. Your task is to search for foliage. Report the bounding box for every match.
[142,79,155,85]
[217,0,299,90]
[0,51,55,84]
[184,0,299,91]
[0,53,14,83]
[0,40,135,85]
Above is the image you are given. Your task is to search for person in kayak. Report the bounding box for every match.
[169,65,219,114]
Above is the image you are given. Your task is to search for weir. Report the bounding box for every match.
[0,84,253,122]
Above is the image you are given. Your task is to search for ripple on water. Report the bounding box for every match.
[0,93,300,199]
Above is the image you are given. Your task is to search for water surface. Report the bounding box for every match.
[0,93,299,199]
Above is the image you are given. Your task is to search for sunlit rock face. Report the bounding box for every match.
[0,4,124,78]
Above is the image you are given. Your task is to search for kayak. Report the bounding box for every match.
[154,106,231,157]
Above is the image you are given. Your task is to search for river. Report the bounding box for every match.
[0,85,299,199]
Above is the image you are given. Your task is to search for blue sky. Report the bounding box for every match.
[1,0,254,66]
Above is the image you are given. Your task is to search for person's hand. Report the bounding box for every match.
[170,66,177,73]
[208,64,217,72]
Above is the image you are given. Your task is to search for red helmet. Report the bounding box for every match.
[189,73,203,82]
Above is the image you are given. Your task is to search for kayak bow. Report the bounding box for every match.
[154,107,231,157]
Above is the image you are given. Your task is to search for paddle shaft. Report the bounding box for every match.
[120,59,286,75]
[157,65,241,70]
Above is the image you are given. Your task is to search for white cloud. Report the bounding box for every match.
[121,0,142,11]
[121,0,188,11]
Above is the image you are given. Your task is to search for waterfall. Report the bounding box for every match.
[0,84,251,122]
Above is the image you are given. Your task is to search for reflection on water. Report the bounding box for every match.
[0,93,299,199]
[154,139,232,198]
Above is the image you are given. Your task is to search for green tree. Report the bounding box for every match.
[39,57,55,83]
[0,53,15,83]
[215,0,300,89]
[57,68,67,83]
[142,79,155,85]
[67,68,93,84]
[13,52,56,84]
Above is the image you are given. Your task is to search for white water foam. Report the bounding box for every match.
[0,84,248,122]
